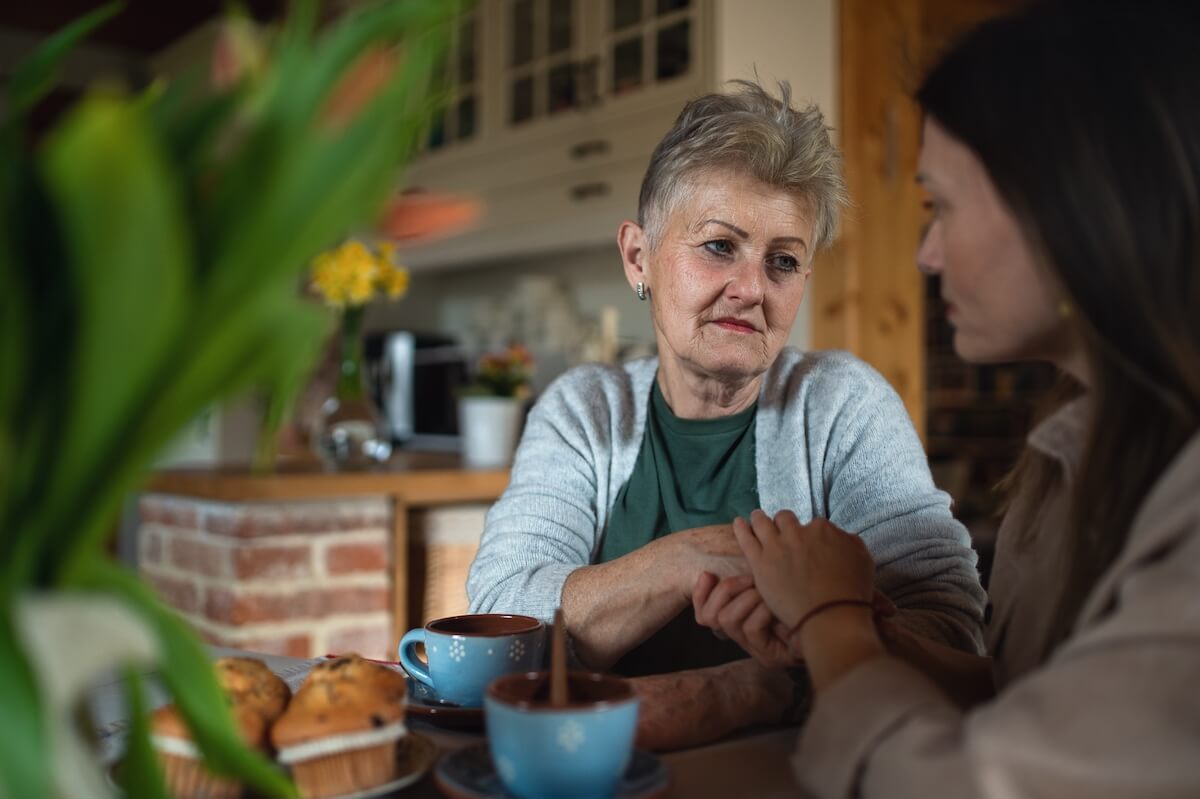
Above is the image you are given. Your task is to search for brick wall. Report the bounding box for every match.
[138,495,395,660]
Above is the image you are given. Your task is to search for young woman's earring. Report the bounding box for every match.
[636,282,647,301]
[1057,299,1073,318]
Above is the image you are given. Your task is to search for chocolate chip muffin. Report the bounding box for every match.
[151,657,291,799]
[270,655,408,799]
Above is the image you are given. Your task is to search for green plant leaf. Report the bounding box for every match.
[67,559,296,798]
[0,161,79,582]
[198,0,454,307]
[0,603,50,799]
[28,93,190,578]
[4,2,122,119]
[114,668,170,799]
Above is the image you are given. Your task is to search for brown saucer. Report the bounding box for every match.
[406,676,486,732]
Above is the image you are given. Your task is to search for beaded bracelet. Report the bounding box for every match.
[786,598,874,641]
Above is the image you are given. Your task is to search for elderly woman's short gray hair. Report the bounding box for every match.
[637,80,848,257]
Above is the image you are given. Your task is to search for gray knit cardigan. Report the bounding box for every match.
[467,348,986,651]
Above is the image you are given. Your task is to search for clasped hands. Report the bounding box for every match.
[692,509,889,668]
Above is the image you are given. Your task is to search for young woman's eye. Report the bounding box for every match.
[768,253,800,273]
[703,239,734,257]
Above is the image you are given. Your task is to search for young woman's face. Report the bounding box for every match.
[916,118,1075,367]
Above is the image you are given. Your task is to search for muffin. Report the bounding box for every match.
[151,657,291,799]
[215,656,291,720]
[270,655,408,799]
[150,703,267,799]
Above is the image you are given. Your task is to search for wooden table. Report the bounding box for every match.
[91,649,803,799]
[146,452,510,646]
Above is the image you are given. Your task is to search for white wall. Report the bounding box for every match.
[714,0,838,355]
[713,0,837,119]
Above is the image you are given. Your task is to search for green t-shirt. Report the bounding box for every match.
[599,379,760,676]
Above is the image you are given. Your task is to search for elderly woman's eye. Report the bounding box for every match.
[704,239,734,256]
[768,253,800,272]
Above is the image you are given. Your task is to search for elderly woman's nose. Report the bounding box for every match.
[725,258,766,302]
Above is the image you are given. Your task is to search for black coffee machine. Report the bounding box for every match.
[363,330,469,450]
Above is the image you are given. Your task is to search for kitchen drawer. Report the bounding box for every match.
[404,101,678,199]
[402,157,647,270]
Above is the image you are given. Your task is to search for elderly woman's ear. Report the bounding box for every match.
[618,220,650,300]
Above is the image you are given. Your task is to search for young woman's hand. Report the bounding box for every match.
[734,510,877,636]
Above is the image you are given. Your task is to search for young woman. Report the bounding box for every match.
[696,1,1200,795]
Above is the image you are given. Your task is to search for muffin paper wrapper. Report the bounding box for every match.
[276,720,408,765]
[151,734,201,759]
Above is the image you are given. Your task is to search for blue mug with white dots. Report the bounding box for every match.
[398,614,545,708]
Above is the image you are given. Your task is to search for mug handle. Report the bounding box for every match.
[398,628,434,689]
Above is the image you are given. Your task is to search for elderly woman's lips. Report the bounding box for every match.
[712,318,757,333]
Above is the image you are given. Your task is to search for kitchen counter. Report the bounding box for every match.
[146,451,509,503]
[138,454,509,659]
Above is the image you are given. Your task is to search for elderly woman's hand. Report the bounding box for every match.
[734,510,877,651]
[693,569,897,669]
[692,571,800,668]
[667,524,748,600]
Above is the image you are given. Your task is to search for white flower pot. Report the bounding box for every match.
[458,396,524,468]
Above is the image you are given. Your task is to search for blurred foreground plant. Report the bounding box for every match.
[0,1,454,796]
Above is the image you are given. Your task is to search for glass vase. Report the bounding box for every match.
[313,306,392,468]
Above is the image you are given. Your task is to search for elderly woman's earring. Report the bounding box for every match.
[1057,299,1073,319]
[636,282,648,301]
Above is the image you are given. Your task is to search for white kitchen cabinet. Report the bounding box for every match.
[400,0,835,272]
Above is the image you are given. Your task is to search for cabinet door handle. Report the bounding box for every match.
[570,182,611,201]
[570,139,611,160]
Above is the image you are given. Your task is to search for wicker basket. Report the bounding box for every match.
[410,504,489,624]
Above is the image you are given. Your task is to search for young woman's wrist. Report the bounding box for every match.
[797,605,886,691]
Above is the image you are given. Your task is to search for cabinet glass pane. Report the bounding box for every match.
[611,0,641,31]
[458,18,477,84]
[431,50,449,89]
[427,111,447,150]
[656,0,690,14]
[511,76,535,124]
[548,0,573,55]
[457,95,477,140]
[548,63,577,113]
[656,19,690,80]
[511,0,534,67]
[612,36,643,94]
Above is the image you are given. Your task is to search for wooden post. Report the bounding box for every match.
[815,0,1019,440]
[391,497,410,649]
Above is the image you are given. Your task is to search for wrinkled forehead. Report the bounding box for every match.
[659,169,815,241]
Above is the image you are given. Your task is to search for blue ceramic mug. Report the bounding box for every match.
[485,671,640,799]
[398,614,544,708]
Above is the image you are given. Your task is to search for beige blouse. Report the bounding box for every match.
[794,401,1200,798]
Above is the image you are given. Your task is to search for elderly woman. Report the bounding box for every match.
[468,81,985,749]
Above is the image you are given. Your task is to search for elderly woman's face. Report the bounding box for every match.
[644,170,814,383]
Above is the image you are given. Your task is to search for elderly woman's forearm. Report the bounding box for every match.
[632,659,793,751]
[560,537,691,670]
